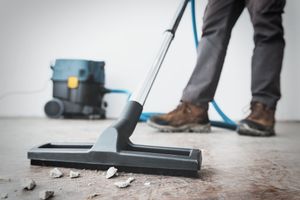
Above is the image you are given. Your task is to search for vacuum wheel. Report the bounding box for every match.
[44,99,64,118]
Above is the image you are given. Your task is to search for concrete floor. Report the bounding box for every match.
[0,118,300,200]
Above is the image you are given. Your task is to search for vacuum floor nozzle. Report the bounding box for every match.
[29,142,201,177]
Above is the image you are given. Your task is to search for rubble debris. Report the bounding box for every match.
[87,193,101,199]
[127,177,135,183]
[114,181,129,188]
[105,167,118,179]
[144,182,151,186]
[114,177,135,188]
[69,170,80,178]
[49,168,63,178]
[1,193,8,199]
[39,190,54,200]
[21,178,36,190]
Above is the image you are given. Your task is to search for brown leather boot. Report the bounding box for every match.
[237,102,275,136]
[147,102,211,132]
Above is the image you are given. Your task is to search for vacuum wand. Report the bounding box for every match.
[130,0,190,105]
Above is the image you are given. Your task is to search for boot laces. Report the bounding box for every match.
[169,102,191,115]
[249,102,267,119]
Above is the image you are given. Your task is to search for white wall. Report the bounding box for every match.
[0,0,299,120]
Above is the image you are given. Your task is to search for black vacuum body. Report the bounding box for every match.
[44,59,106,119]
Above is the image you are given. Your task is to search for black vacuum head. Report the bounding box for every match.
[29,141,201,177]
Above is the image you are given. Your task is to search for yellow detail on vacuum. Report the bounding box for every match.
[68,76,79,89]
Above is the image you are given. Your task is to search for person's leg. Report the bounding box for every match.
[148,0,245,132]
[181,0,245,107]
[247,0,286,109]
[237,0,286,137]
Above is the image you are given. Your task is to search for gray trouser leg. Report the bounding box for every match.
[181,0,285,109]
[246,0,286,109]
[181,0,245,107]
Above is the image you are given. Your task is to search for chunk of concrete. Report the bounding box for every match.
[1,193,8,199]
[69,170,80,178]
[39,190,54,200]
[114,181,130,188]
[127,177,135,184]
[87,193,101,199]
[105,167,118,179]
[144,182,151,186]
[21,178,36,190]
[114,177,135,188]
[49,168,63,178]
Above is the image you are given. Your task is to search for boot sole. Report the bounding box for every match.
[237,123,275,137]
[147,120,211,133]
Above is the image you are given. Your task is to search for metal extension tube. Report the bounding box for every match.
[130,0,189,105]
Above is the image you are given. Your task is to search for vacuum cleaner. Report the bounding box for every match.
[44,59,107,119]
[28,0,201,177]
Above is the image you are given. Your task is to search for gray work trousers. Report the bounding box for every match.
[181,0,286,109]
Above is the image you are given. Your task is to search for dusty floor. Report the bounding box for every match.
[0,118,300,200]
